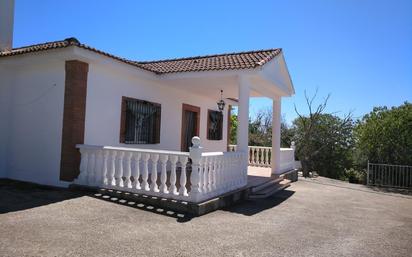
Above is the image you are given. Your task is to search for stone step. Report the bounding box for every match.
[248,179,291,199]
[251,177,283,193]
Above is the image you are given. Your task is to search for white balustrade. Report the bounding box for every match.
[75,137,248,203]
[229,145,295,170]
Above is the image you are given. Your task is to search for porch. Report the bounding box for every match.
[72,51,296,210]
[74,137,296,211]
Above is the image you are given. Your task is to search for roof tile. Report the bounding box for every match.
[0,38,282,74]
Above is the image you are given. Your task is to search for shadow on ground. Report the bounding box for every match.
[0,179,194,222]
[223,189,295,216]
[0,179,83,214]
[368,186,412,196]
[1,179,295,221]
[89,192,194,223]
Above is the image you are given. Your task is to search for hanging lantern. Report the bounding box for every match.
[217,89,225,112]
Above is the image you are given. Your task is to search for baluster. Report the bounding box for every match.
[223,156,228,189]
[132,152,141,190]
[255,148,258,166]
[124,152,132,189]
[198,158,204,193]
[253,148,257,166]
[203,157,209,194]
[93,150,103,186]
[234,154,239,186]
[169,155,179,195]
[250,148,254,165]
[179,156,188,196]
[78,148,89,184]
[230,155,235,187]
[223,156,227,188]
[255,148,260,166]
[150,154,159,192]
[115,151,124,187]
[255,148,259,165]
[248,147,252,165]
[209,156,215,192]
[215,156,222,193]
[265,148,269,166]
[141,153,150,191]
[159,154,169,194]
[87,151,96,186]
[108,151,117,186]
[261,148,265,166]
[101,150,109,185]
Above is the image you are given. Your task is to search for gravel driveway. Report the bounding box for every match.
[1,177,411,257]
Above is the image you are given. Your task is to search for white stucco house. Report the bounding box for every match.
[0,0,294,205]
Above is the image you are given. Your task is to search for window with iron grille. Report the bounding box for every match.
[207,110,223,140]
[120,97,161,144]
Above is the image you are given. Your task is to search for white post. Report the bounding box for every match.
[237,76,250,153]
[189,136,203,202]
[271,96,281,175]
[291,141,296,169]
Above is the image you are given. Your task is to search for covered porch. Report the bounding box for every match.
[73,49,295,205]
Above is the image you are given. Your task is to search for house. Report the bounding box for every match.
[0,0,295,206]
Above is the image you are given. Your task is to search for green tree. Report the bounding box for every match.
[229,114,238,145]
[354,102,412,166]
[281,118,294,148]
[293,91,353,178]
[249,109,272,146]
[247,109,292,147]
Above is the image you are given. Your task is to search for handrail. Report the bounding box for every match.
[229,144,295,171]
[74,137,248,203]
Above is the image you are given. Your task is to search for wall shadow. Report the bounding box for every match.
[0,179,83,214]
[222,189,295,216]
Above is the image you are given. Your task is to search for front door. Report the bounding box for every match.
[181,104,200,152]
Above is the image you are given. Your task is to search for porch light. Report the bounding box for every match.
[217,90,225,112]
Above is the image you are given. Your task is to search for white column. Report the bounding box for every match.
[237,76,250,153]
[271,96,281,174]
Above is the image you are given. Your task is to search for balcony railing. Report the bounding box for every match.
[75,137,248,203]
[229,144,296,172]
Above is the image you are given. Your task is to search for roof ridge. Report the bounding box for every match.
[136,48,281,64]
[7,37,79,52]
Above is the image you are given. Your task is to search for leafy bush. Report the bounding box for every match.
[345,168,366,184]
[354,102,412,166]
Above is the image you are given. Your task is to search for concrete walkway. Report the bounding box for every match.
[1,177,411,257]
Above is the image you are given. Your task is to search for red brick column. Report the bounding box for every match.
[60,60,89,181]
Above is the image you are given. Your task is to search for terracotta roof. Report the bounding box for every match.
[0,37,282,74]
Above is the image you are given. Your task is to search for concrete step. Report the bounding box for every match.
[248,179,291,199]
[69,184,249,216]
[251,177,283,193]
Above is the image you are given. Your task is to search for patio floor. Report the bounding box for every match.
[247,166,276,188]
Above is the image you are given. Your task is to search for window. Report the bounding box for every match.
[207,110,223,140]
[120,97,161,144]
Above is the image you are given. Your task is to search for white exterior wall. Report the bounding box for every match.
[0,57,66,186]
[0,66,13,177]
[85,63,228,152]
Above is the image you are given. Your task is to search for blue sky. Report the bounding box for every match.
[13,0,412,123]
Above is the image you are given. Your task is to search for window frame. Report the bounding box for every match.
[207,109,223,141]
[119,96,161,144]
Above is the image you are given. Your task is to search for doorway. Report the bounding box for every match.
[181,104,200,152]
